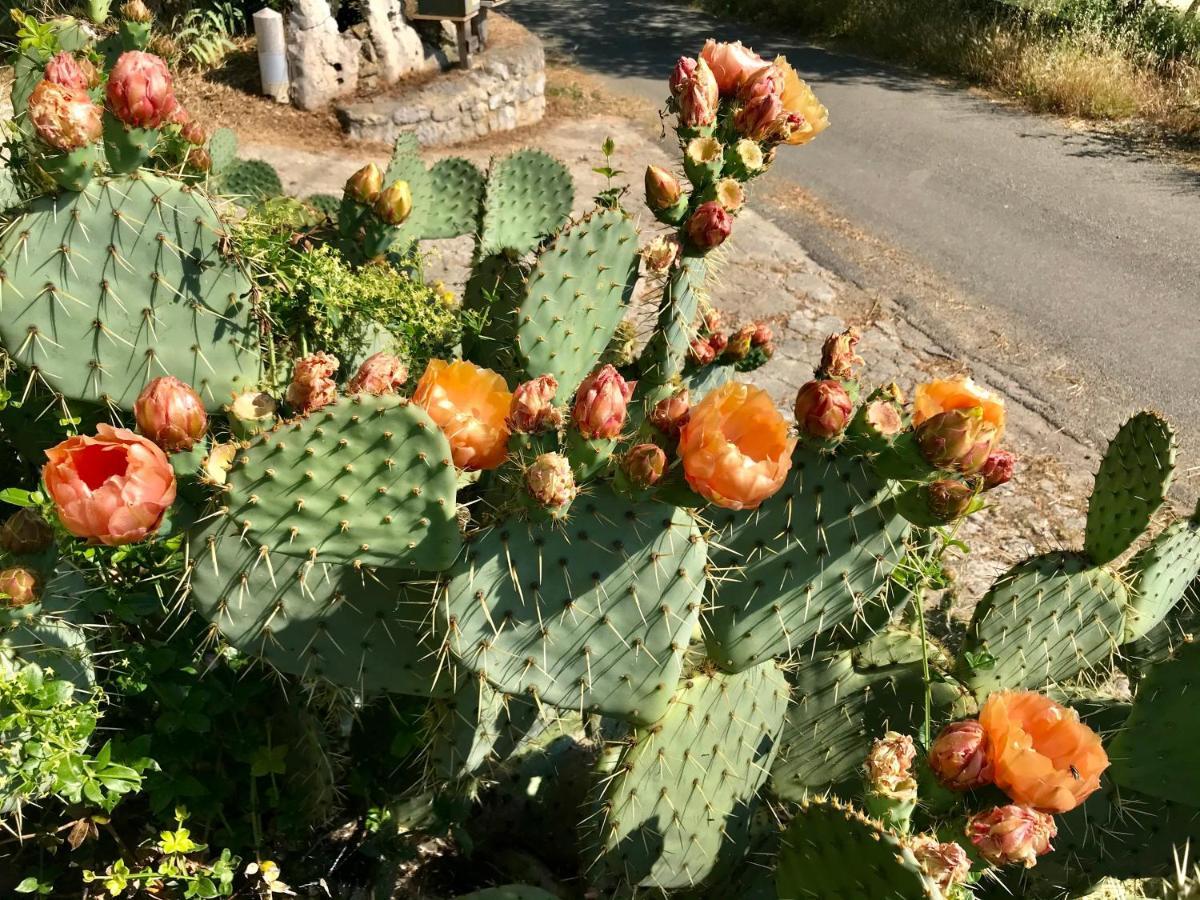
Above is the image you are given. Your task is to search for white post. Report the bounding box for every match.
[254,8,290,103]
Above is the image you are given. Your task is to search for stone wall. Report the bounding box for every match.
[335,18,545,147]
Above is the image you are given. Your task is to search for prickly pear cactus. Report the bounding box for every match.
[424,157,486,240]
[207,127,237,176]
[1122,514,1200,643]
[440,488,707,724]
[640,256,705,393]
[478,149,574,257]
[0,172,259,410]
[585,661,790,890]
[220,394,462,571]
[775,799,936,899]
[704,447,910,672]
[219,158,284,201]
[452,888,561,900]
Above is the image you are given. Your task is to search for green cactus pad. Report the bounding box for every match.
[640,257,704,389]
[381,132,432,248]
[479,149,574,257]
[0,618,95,695]
[452,888,561,900]
[219,158,284,202]
[1123,517,1200,643]
[207,127,237,175]
[1109,641,1200,808]
[958,552,1126,696]
[513,209,640,399]
[704,447,911,672]
[424,157,485,240]
[0,159,24,212]
[0,172,259,410]
[585,661,790,890]
[681,362,734,403]
[0,558,91,628]
[461,253,527,376]
[306,193,341,221]
[440,488,706,724]
[775,799,936,899]
[221,394,462,571]
[770,646,968,801]
[187,516,449,696]
[1085,411,1175,566]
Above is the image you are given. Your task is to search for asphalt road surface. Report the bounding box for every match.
[509,0,1200,466]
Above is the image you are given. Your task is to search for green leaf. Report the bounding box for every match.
[15,877,43,893]
[0,488,39,507]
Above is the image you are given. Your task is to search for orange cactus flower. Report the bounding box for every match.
[979,691,1109,813]
[774,56,829,145]
[412,359,512,471]
[677,382,795,510]
[912,376,1006,437]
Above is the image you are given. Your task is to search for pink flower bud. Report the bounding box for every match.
[689,338,717,366]
[508,374,560,434]
[106,51,177,130]
[818,327,863,380]
[751,322,773,347]
[916,409,997,474]
[622,443,667,488]
[346,162,384,205]
[968,805,1057,868]
[286,352,340,414]
[981,449,1016,490]
[865,731,917,799]
[909,836,971,895]
[669,56,699,97]
[28,80,102,151]
[525,452,576,509]
[686,201,733,251]
[929,720,994,791]
[180,120,206,146]
[44,52,91,91]
[725,324,755,361]
[677,58,719,128]
[348,352,408,396]
[794,379,853,439]
[649,389,690,438]
[134,376,208,452]
[572,365,634,440]
[734,92,786,141]
[708,331,729,355]
[0,566,41,608]
[645,165,683,211]
[0,509,55,556]
[375,181,413,225]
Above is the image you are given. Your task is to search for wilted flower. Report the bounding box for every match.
[28,80,102,151]
[677,57,720,128]
[185,147,211,173]
[715,178,745,211]
[649,389,690,438]
[413,359,512,471]
[968,805,1057,868]
[645,165,684,211]
[0,509,55,556]
[774,56,830,145]
[725,324,755,361]
[751,322,772,347]
[678,382,795,510]
[669,56,698,97]
[915,408,997,474]
[201,442,237,486]
[981,449,1016,490]
[735,92,786,142]
[700,39,766,96]
[909,835,971,896]
[0,566,40,608]
[346,162,384,205]
[979,691,1109,813]
[348,352,408,396]
[686,201,733,251]
[285,352,340,414]
[226,391,277,434]
[865,731,918,799]
[375,181,413,226]
[738,63,783,103]
[794,379,853,440]
[622,443,667,488]
[525,452,576,509]
[703,310,724,334]
[134,375,208,452]
[688,337,717,366]
[861,399,903,437]
[924,479,977,522]
[43,52,91,91]
[708,331,728,355]
[106,51,177,130]
[913,376,1006,434]
[818,327,863,380]
[179,119,207,146]
[572,365,634,440]
[43,425,177,546]
[122,0,152,22]
[929,720,994,791]
[686,136,723,178]
[507,374,560,434]
[642,235,680,274]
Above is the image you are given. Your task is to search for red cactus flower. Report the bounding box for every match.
[106,51,177,130]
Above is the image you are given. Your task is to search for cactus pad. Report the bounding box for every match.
[1123,517,1200,643]
[424,157,485,240]
[0,173,259,410]
[1085,411,1175,566]
[479,149,574,257]
[221,394,462,571]
[0,618,95,695]
[219,158,284,202]
[640,257,704,389]
[513,209,641,398]
[958,552,1126,696]
[461,253,527,376]
[775,799,936,899]
[207,127,237,175]
[453,888,561,900]
[382,133,433,249]
[705,448,910,672]
[585,661,790,890]
[306,193,341,221]
[187,516,449,696]
[425,679,553,782]
[440,488,706,724]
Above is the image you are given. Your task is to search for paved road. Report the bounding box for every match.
[509,0,1200,461]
